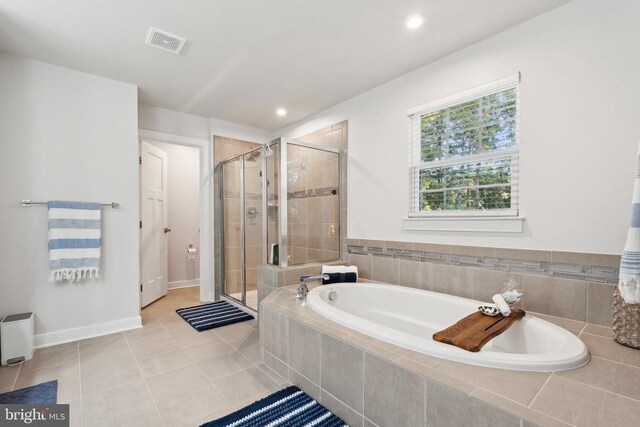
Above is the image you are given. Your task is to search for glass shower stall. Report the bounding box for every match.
[215,138,341,311]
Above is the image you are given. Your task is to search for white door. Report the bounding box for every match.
[140,141,169,307]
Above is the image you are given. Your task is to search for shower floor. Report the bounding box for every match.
[229,290,258,310]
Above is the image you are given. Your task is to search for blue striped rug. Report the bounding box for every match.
[176,300,254,332]
[201,386,348,427]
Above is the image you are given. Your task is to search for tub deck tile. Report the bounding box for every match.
[436,361,550,406]
[531,376,640,427]
[471,388,572,427]
[261,281,640,426]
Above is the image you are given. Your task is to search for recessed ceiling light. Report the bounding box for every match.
[404,13,425,29]
[276,108,287,116]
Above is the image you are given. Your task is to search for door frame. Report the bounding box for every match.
[138,129,214,304]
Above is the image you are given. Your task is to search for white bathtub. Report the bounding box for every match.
[307,283,590,372]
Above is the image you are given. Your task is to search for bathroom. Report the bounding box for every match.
[0,1,639,426]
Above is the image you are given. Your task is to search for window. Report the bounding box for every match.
[408,74,520,217]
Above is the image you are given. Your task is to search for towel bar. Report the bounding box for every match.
[20,200,120,208]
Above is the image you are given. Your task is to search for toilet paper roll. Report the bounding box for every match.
[187,246,197,260]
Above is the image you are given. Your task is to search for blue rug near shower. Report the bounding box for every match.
[0,380,58,404]
[176,300,254,332]
[201,385,348,427]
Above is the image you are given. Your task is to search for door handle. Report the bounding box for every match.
[164,227,172,233]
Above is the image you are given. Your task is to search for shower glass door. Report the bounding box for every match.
[242,150,264,310]
[221,149,264,311]
[286,143,340,265]
[222,159,243,304]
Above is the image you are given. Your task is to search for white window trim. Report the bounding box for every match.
[406,72,523,231]
[402,216,525,233]
[407,73,520,116]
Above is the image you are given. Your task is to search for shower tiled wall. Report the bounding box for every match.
[287,147,340,264]
[214,136,260,163]
[287,121,348,265]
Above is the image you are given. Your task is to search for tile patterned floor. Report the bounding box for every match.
[0,287,283,427]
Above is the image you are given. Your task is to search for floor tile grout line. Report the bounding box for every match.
[10,360,22,391]
[258,351,290,386]
[557,371,640,404]
[423,377,427,426]
[192,353,241,412]
[76,341,83,427]
[363,416,380,427]
[476,384,574,426]
[193,341,281,413]
[579,330,612,339]
[148,298,264,417]
[526,372,552,409]
[361,351,364,419]
[322,388,365,423]
[123,322,167,427]
[578,322,588,335]
[587,355,640,370]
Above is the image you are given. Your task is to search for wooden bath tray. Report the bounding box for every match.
[433,309,525,352]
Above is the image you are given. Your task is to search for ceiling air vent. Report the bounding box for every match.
[145,27,187,55]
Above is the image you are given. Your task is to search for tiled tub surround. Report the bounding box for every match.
[257,261,345,316]
[260,285,640,427]
[347,240,621,327]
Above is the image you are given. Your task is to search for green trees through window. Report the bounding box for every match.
[416,88,517,212]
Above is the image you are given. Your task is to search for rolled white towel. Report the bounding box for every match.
[492,294,511,317]
[322,265,358,279]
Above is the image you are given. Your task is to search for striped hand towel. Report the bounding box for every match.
[619,141,640,304]
[48,201,102,282]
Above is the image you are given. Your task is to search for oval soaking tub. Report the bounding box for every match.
[306,283,589,372]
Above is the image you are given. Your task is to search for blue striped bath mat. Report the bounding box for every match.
[201,386,348,427]
[176,300,254,332]
[0,380,57,404]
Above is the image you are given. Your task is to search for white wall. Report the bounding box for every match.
[149,141,200,287]
[139,104,211,141]
[210,117,272,147]
[139,104,272,145]
[0,53,140,346]
[276,0,640,255]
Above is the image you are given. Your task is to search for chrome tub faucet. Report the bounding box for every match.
[296,274,329,300]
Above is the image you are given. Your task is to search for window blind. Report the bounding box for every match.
[408,74,520,217]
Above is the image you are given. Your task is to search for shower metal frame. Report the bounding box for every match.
[218,138,342,308]
[219,146,266,310]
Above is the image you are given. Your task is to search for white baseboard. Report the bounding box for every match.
[168,279,200,290]
[34,316,142,349]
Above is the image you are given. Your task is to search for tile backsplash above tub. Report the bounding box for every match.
[347,239,620,326]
